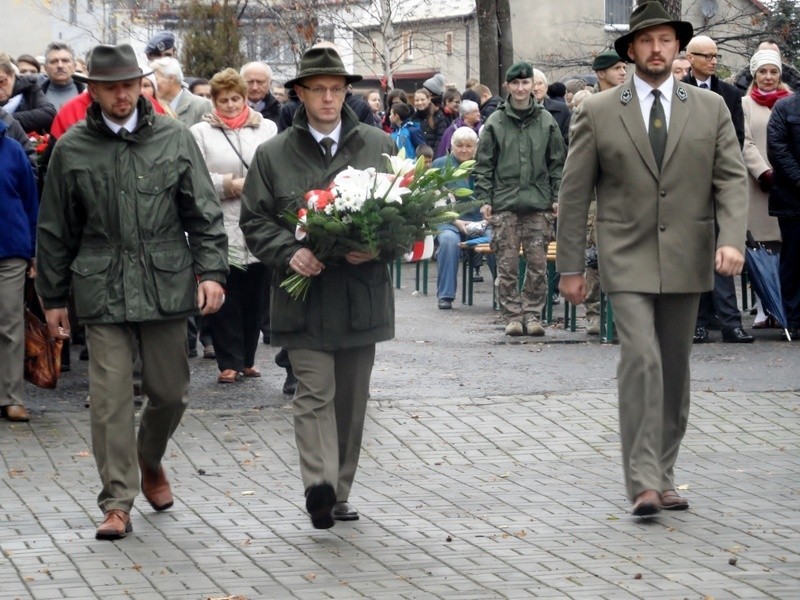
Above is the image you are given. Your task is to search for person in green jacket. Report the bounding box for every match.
[240,46,395,530]
[474,61,566,337]
[36,45,228,541]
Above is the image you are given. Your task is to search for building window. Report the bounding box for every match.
[69,0,77,24]
[605,0,634,30]
[445,32,453,56]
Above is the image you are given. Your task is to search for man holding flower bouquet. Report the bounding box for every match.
[240,46,396,529]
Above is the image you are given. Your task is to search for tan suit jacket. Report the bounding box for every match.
[556,80,748,292]
[174,90,212,128]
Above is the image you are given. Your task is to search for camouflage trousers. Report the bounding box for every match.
[490,211,552,323]
[585,200,600,319]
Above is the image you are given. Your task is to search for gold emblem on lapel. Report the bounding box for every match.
[621,88,632,105]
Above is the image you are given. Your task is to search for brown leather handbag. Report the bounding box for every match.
[23,279,65,389]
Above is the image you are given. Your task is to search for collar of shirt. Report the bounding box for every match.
[308,122,343,155]
[102,107,139,135]
[633,73,674,132]
[249,99,265,112]
[694,76,711,88]
[169,89,184,112]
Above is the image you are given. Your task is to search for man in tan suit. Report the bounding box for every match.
[556,2,748,517]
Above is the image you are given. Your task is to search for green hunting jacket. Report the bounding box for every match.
[240,104,397,351]
[473,95,565,214]
[36,97,228,324]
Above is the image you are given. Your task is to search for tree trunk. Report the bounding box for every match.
[496,0,513,91]
[657,0,682,19]
[477,0,506,94]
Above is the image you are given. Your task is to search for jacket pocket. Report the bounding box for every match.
[270,283,307,333]
[347,264,392,331]
[150,250,197,314]
[70,254,112,319]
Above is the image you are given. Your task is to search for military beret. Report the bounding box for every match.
[505,61,533,82]
[592,49,623,72]
[145,31,175,57]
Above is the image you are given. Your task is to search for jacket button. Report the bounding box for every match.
[660,190,666,197]
[659,225,666,231]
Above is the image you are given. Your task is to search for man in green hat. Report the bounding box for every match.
[240,45,395,530]
[474,60,566,337]
[36,44,228,540]
[556,2,748,517]
[592,49,627,92]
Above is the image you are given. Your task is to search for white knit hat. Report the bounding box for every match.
[750,49,782,76]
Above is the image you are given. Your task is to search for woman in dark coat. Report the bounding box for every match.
[0,57,56,133]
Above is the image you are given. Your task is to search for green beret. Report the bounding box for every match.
[505,61,533,82]
[592,49,623,72]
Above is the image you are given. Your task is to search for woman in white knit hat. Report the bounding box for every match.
[741,48,792,327]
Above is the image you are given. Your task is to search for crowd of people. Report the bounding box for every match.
[1,0,798,536]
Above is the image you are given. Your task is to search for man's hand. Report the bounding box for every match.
[44,308,71,340]
[715,245,745,277]
[558,273,587,306]
[480,204,492,219]
[345,250,377,265]
[197,280,225,315]
[289,247,324,277]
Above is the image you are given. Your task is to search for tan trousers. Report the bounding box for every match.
[288,345,375,502]
[0,259,27,408]
[86,319,189,513]
[609,292,699,501]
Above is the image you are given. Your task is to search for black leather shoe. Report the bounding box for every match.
[693,326,709,344]
[721,326,754,343]
[306,483,336,529]
[438,298,452,310]
[332,501,359,521]
[282,370,298,396]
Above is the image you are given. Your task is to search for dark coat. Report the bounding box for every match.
[480,95,502,120]
[767,92,800,219]
[2,75,56,133]
[682,74,745,148]
[254,92,281,124]
[412,107,448,150]
[36,97,228,323]
[0,107,36,170]
[543,97,571,148]
[240,104,396,351]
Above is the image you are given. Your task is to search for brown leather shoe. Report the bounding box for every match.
[1,405,30,422]
[242,367,261,378]
[661,489,689,511]
[217,369,239,384]
[631,489,661,517]
[95,509,132,540]
[138,455,174,511]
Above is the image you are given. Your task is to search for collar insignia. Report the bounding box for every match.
[620,88,632,105]
[676,86,688,102]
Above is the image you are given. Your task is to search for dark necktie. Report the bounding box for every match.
[320,137,335,165]
[648,89,667,171]
[699,82,709,89]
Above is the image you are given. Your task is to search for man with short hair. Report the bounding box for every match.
[671,54,691,80]
[683,35,753,344]
[41,42,84,111]
[149,57,211,128]
[36,44,228,540]
[240,46,395,530]
[593,49,627,92]
[477,83,502,120]
[475,61,566,337]
[557,2,748,516]
[241,61,280,124]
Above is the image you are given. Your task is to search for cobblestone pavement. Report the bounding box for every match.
[2,265,799,599]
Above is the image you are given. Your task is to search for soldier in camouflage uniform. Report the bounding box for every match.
[474,61,565,336]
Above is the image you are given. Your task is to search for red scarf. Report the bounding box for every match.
[750,86,790,109]
[214,106,250,130]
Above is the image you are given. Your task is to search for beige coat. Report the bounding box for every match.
[742,95,782,242]
[556,80,748,294]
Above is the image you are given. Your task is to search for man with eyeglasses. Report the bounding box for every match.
[240,46,395,530]
[683,36,753,345]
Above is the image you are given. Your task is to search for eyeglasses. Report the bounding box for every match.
[298,84,346,97]
[689,52,721,61]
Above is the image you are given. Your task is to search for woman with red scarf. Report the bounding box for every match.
[190,69,277,383]
[742,49,791,328]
